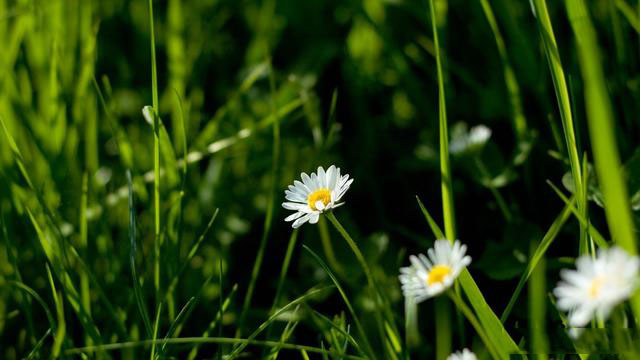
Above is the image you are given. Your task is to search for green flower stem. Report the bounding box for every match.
[325,212,376,295]
[325,211,391,355]
[447,290,501,360]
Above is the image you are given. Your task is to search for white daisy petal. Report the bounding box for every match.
[285,212,305,222]
[282,165,353,228]
[447,348,477,360]
[553,246,640,336]
[309,212,320,224]
[292,214,311,228]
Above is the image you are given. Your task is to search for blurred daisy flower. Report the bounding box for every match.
[449,123,492,155]
[554,246,640,338]
[399,239,472,303]
[282,165,353,228]
[447,348,477,360]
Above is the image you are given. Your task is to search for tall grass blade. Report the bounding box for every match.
[565,0,640,323]
[531,0,587,254]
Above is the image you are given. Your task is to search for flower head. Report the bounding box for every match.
[554,246,640,337]
[282,165,353,228]
[447,348,477,360]
[449,123,492,155]
[399,239,471,303]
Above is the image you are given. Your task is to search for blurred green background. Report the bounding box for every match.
[1,0,640,358]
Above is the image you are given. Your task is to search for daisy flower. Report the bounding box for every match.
[399,239,472,303]
[554,246,640,337]
[447,348,477,360]
[449,123,492,155]
[282,165,353,228]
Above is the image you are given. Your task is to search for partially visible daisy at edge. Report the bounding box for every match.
[447,348,477,360]
[554,246,640,338]
[399,239,472,303]
[282,165,354,228]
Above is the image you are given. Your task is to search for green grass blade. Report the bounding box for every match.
[303,245,376,359]
[127,170,153,338]
[500,198,573,323]
[227,286,335,359]
[147,0,162,304]
[26,328,52,360]
[531,0,587,254]
[546,181,608,248]
[150,303,162,360]
[65,337,366,359]
[565,0,640,324]
[478,0,528,141]
[415,195,445,239]
[615,0,640,33]
[428,0,456,241]
[528,241,549,359]
[46,265,66,358]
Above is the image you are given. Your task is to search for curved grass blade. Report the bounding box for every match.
[227,286,335,359]
[65,337,366,359]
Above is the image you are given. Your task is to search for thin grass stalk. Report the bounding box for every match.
[478,0,528,141]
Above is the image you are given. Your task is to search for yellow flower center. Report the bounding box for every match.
[427,265,452,285]
[589,276,605,298]
[308,188,331,211]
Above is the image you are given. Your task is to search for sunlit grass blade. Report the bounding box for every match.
[303,245,376,359]
[565,0,640,324]
[147,0,162,305]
